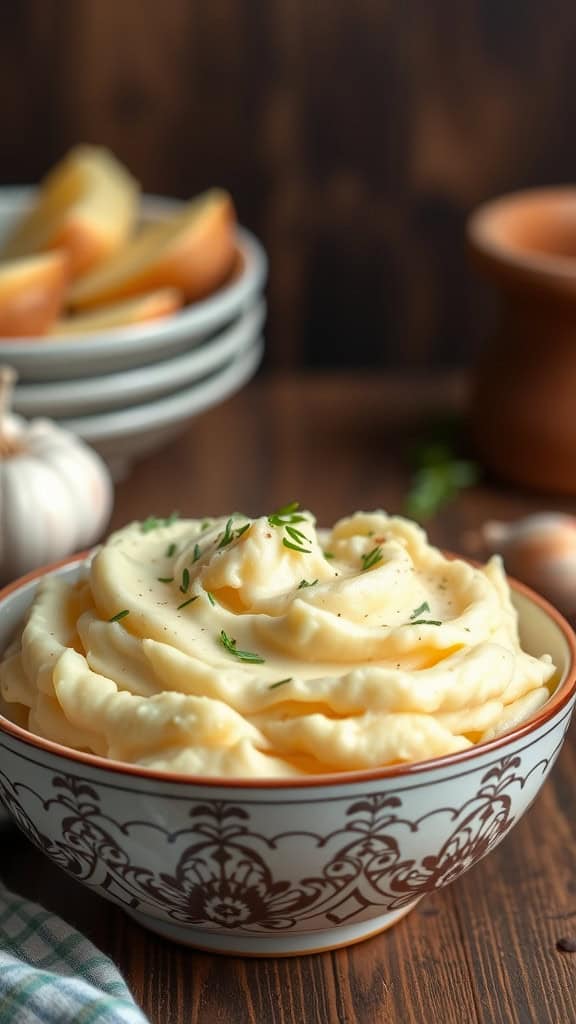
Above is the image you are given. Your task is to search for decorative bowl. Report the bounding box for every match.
[0,558,574,956]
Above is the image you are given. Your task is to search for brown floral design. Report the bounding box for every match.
[0,752,543,932]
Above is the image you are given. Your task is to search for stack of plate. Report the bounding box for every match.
[0,190,267,480]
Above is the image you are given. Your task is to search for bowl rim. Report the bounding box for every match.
[467,185,576,282]
[0,552,574,790]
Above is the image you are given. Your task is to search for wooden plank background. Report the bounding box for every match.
[1,0,576,367]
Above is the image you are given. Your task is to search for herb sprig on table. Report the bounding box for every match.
[404,421,479,521]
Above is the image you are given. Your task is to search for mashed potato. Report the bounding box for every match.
[0,509,556,777]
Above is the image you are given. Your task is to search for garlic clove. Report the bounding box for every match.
[475,513,576,614]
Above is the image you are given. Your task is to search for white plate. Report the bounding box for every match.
[0,188,267,380]
[12,301,265,417]
[63,336,264,480]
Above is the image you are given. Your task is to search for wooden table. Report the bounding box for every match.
[3,372,576,1023]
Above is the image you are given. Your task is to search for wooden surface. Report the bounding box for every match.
[2,371,576,1023]
[2,2,576,367]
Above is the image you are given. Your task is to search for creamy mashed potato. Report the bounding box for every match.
[0,509,556,777]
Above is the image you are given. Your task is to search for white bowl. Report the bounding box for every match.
[62,336,264,480]
[0,188,267,380]
[12,301,265,418]
[0,560,574,955]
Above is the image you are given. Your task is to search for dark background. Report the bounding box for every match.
[1,0,576,368]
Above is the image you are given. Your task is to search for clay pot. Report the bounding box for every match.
[468,187,576,494]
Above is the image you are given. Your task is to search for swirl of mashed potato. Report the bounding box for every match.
[0,510,556,778]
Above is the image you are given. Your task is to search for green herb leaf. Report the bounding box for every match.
[219,630,265,664]
[410,601,430,620]
[283,538,312,555]
[361,546,383,571]
[407,619,442,626]
[109,609,130,623]
[235,522,250,540]
[192,543,201,563]
[166,543,177,558]
[217,518,234,549]
[141,513,179,534]
[177,596,199,611]
[157,577,174,584]
[297,578,318,589]
[323,551,335,560]
[180,568,190,594]
[206,591,216,606]
[201,519,212,532]
[141,516,160,533]
[268,501,307,527]
[269,677,292,690]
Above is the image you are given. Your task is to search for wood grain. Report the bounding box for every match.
[2,371,576,1023]
[2,2,576,366]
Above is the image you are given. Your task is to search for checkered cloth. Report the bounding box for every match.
[0,883,149,1023]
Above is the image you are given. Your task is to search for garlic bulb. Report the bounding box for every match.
[0,366,113,585]
[477,513,576,614]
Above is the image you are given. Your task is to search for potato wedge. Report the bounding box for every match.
[0,251,68,337]
[0,146,139,278]
[68,189,236,309]
[51,288,183,335]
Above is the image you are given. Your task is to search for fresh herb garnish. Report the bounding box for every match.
[177,596,199,611]
[269,677,292,689]
[200,519,212,532]
[268,501,306,527]
[157,577,174,584]
[323,551,335,560]
[109,609,130,622]
[219,630,265,664]
[235,522,250,540]
[180,568,190,594]
[297,579,318,589]
[217,518,234,548]
[408,619,442,626]
[206,591,216,606]
[361,546,383,571]
[141,516,161,533]
[283,538,312,554]
[192,543,201,563]
[166,543,177,558]
[141,513,179,534]
[410,601,430,620]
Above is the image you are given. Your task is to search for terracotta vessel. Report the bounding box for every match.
[468,187,576,493]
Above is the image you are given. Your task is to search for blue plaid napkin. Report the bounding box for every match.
[0,883,149,1023]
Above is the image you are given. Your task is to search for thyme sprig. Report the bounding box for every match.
[410,601,430,620]
[180,568,190,594]
[177,596,199,611]
[268,502,312,554]
[269,677,292,689]
[192,543,201,563]
[109,609,130,623]
[268,501,306,527]
[217,518,251,549]
[206,591,216,606]
[408,619,442,627]
[157,577,174,584]
[219,630,265,664]
[361,546,383,572]
[297,579,318,589]
[141,512,179,534]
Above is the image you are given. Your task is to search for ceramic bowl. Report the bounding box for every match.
[60,335,264,481]
[0,559,574,956]
[0,189,267,380]
[12,301,265,418]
